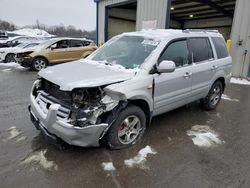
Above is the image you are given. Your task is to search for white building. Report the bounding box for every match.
[94,0,250,79]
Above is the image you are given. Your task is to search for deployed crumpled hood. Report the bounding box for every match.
[38,60,137,91]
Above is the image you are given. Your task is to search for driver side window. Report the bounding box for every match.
[52,40,69,49]
[159,40,189,67]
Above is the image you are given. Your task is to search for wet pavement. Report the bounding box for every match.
[0,64,250,188]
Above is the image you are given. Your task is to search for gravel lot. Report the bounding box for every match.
[0,63,250,188]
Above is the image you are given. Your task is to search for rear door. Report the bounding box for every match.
[67,40,86,60]
[187,37,215,100]
[153,39,194,116]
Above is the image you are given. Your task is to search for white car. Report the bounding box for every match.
[0,43,40,63]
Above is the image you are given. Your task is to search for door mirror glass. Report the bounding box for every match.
[157,60,176,73]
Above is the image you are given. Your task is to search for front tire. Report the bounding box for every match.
[31,57,48,71]
[201,81,223,110]
[106,105,146,150]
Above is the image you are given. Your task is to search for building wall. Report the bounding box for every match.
[97,0,169,43]
[136,0,169,30]
[108,8,136,39]
[98,0,127,43]
[184,18,232,40]
[230,0,250,78]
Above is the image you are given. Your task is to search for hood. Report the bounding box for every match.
[16,47,38,53]
[38,60,137,91]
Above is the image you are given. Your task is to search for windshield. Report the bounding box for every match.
[38,39,57,48]
[23,43,39,48]
[16,43,28,48]
[91,35,159,69]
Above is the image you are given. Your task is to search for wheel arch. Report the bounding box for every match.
[128,99,152,126]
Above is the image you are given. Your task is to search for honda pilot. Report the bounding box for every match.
[28,29,232,149]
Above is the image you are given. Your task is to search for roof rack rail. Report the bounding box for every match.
[183,29,219,33]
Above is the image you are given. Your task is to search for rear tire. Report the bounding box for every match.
[201,81,223,110]
[31,57,48,71]
[5,53,16,63]
[106,105,146,150]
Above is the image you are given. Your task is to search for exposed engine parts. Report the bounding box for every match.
[70,87,119,128]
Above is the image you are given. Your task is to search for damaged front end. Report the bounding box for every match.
[29,78,126,147]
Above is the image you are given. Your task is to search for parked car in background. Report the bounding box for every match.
[16,37,97,71]
[0,42,40,63]
[28,29,232,149]
[0,31,8,39]
[0,36,39,48]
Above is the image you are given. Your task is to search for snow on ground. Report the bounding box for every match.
[187,125,224,147]
[8,28,54,38]
[3,126,21,141]
[102,162,116,171]
[21,150,58,171]
[124,146,157,169]
[0,62,26,70]
[1,68,12,72]
[231,77,250,85]
[221,94,239,102]
[16,136,27,143]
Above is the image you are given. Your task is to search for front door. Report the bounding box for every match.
[48,40,70,63]
[153,39,193,116]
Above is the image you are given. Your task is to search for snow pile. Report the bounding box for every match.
[187,125,224,147]
[21,150,58,171]
[124,145,157,169]
[4,126,21,141]
[230,77,250,86]
[0,62,26,70]
[102,162,116,171]
[2,126,27,142]
[221,94,239,102]
[8,28,54,38]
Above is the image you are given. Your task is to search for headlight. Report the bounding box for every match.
[72,87,103,108]
[0,51,5,54]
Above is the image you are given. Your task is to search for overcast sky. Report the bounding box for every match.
[0,0,96,31]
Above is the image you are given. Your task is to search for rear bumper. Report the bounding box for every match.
[29,82,109,147]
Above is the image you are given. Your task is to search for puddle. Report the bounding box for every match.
[222,94,239,102]
[187,125,224,147]
[20,149,58,171]
[124,145,157,169]
[102,162,116,171]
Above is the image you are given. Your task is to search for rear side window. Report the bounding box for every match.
[188,38,213,63]
[83,41,91,46]
[211,37,228,59]
[159,40,189,67]
[71,40,84,47]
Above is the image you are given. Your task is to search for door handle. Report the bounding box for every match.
[183,72,193,78]
[211,65,218,70]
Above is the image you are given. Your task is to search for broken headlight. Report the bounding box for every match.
[70,87,118,127]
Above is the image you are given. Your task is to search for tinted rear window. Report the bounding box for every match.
[188,38,213,63]
[211,37,228,59]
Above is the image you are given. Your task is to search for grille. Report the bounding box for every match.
[42,79,72,105]
[36,92,71,119]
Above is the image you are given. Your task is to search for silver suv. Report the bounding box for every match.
[29,29,232,149]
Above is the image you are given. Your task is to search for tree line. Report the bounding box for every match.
[0,19,96,41]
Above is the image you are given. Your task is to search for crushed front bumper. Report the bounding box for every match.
[16,57,32,67]
[29,92,109,147]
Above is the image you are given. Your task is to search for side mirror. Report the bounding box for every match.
[157,60,176,73]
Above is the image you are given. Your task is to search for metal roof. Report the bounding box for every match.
[171,0,236,22]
